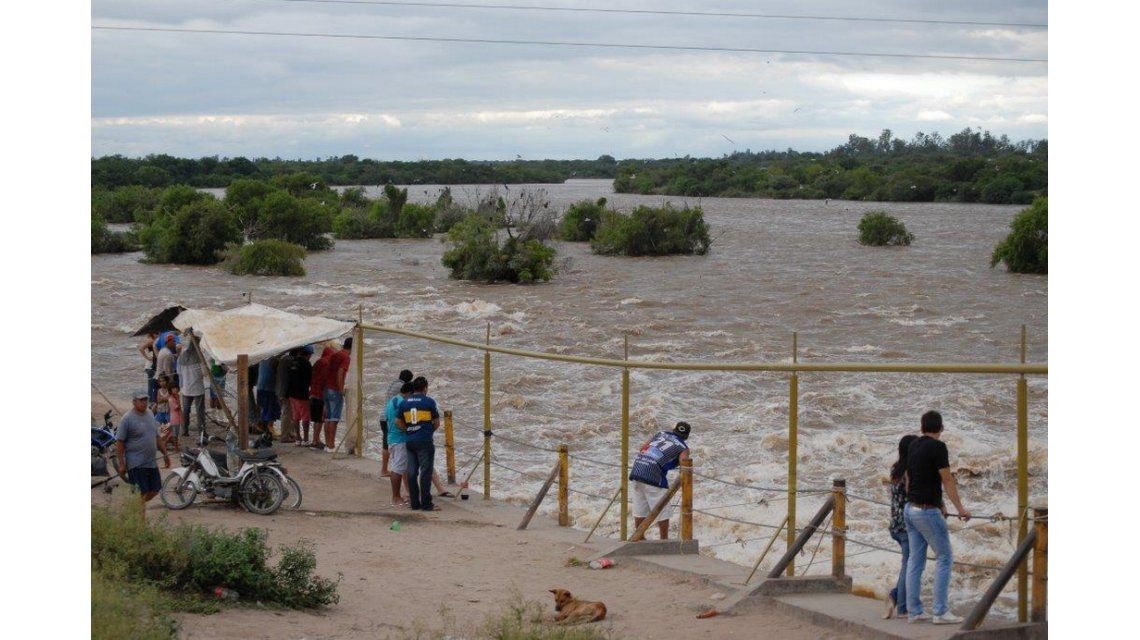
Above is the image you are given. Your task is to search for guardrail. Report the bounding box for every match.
[349,319,1046,621]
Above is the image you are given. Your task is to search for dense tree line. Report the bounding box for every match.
[91,154,619,189]
[614,128,1047,204]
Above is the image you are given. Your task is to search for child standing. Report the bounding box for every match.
[155,375,179,463]
[168,383,183,445]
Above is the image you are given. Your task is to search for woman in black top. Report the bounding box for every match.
[885,434,918,619]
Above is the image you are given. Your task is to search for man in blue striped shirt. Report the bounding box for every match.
[629,421,692,540]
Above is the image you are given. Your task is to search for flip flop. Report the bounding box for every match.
[438,491,454,498]
[424,505,442,511]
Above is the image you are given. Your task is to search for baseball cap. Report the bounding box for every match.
[133,390,149,400]
[673,421,692,440]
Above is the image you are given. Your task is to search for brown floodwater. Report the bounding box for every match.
[91,179,1046,616]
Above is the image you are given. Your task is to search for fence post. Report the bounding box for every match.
[236,354,250,449]
[483,323,492,500]
[1031,504,1048,623]
[445,410,456,484]
[832,478,846,579]
[558,444,569,527]
[354,318,365,457]
[680,457,693,541]
[787,332,799,577]
[1017,324,1029,622]
[620,335,630,541]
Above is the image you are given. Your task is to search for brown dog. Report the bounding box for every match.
[548,588,607,624]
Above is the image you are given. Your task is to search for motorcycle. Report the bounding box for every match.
[160,434,290,515]
[91,410,118,477]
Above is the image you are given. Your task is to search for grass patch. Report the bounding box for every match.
[92,500,340,610]
[92,570,180,640]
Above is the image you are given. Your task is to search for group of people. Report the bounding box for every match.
[139,330,211,449]
[248,338,352,450]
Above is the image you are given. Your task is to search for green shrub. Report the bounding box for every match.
[432,187,466,233]
[92,185,161,223]
[560,198,610,241]
[91,215,139,254]
[590,204,711,256]
[339,186,371,208]
[221,240,307,276]
[139,198,242,264]
[333,207,386,239]
[857,210,915,246]
[398,202,436,238]
[441,215,556,283]
[91,502,340,608]
[991,197,1047,273]
[252,191,335,250]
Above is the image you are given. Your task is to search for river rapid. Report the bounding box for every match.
[91,179,1046,617]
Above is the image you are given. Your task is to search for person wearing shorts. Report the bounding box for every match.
[321,338,351,451]
[380,369,414,477]
[286,345,314,445]
[385,382,413,505]
[307,346,330,447]
[115,390,169,522]
[628,421,692,540]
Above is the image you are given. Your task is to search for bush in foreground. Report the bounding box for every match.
[441,215,555,283]
[590,204,711,256]
[991,197,1047,273]
[222,239,307,276]
[560,198,610,241]
[91,501,340,608]
[857,210,914,246]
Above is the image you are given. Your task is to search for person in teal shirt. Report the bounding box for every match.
[385,382,412,506]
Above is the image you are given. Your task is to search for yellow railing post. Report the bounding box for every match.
[787,332,799,577]
[354,317,365,457]
[1017,324,1029,622]
[483,322,492,501]
[445,410,456,484]
[832,478,847,579]
[1031,504,1048,623]
[558,444,569,526]
[620,335,630,541]
[680,457,693,541]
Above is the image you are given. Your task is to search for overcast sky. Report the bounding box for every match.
[90,0,1048,160]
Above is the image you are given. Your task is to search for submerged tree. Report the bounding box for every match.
[991,197,1047,274]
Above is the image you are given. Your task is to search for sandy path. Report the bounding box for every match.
[91,431,856,640]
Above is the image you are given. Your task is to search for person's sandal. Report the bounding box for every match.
[438,491,454,498]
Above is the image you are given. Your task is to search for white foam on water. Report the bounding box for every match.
[453,299,502,319]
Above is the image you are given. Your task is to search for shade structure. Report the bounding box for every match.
[172,303,355,367]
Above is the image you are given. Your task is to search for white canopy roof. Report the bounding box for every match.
[172,303,355,366]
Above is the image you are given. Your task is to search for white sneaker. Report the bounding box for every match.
[908,613,930,623]
[932,613,963,625]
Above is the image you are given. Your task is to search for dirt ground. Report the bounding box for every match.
[90,405,856,640]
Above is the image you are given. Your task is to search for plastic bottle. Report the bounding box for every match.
[588,558,615,570]
[213,586,239,602]
[389,520,402,531]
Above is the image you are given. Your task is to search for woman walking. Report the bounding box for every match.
[885,434,919,619]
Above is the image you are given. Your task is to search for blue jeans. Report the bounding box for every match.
[905,504,953,617]
[889,529,909,615]
[323,389,344,421]
[406,439,435,510]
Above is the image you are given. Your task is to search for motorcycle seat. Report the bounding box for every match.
[236,448,278,463]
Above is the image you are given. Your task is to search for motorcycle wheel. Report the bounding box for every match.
[284,476,303,509]
[160,472,197,510]
[238,469,286,515]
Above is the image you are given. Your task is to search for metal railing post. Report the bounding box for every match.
[1017,324,1029,622]
[787,332,799,576]
[483,322,492,500]
[558,444,569,526]
[620,335,630,541]
[444,410,456,484]
[680,457,693,541]
[832,478,847,579]
[1031,504,1048,623]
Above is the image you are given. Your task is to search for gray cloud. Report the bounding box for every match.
[92,0,1047,159]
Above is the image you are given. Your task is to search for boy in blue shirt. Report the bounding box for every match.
[396,376,441,511]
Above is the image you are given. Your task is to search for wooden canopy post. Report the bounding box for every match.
[236,354,250,449]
